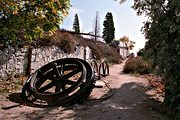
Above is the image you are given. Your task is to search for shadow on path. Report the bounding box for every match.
[73,82,169,120]
[3,82,169,120]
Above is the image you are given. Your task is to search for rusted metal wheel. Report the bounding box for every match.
[21,77,36,103]
[98,60,109,80]
[21,58,95,106]
[101,60,109,76]
[90,59,99,77]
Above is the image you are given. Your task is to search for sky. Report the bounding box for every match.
[60,0,148,54]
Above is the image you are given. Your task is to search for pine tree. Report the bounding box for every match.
[73,14,80,33]
[102,12,115,44]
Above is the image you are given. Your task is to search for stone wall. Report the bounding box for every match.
[0,46,92,80]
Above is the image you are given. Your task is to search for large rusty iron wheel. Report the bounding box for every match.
[102,60,109,76]
[21,71,42,103]
[21,78,36,103]
[70,58,95,104]
[21,58,95,106]
[98,60,109,80]
[90,59,99,77]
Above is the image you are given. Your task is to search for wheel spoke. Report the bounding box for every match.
[79,82,85,88]
[103,63,106,75]
[53,62,62,78]
[43,74,56,81]
[62,68,81,79]
[35,75,55,89]
[55,80,63,92]
[61,84,66,90]
[64,79,76,85]
[38,81,55,93]
[59,64,64,75]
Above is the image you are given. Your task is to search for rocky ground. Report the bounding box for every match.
[0,60,169,120]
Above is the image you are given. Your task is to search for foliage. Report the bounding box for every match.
[110,40,120,47]
[119,36,135,50]
[144,74,165,102]
[123,57,151,74]
[76,36,122,64]
[51,31,76,53]
[127,0,180,119]
[102,12,115,44]
[137,48,144,56]
[102,43,122,64]
[0,0,70,45]
[73,13,80,33]
[0,75,25,93]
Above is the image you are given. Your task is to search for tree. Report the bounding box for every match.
[72,13,80,33]
[102,12,115,44]
[0,0,70,75]
[0,0,70,45]
[137,48,144,56]
[92,11,101,41]
[119,36,135,50]
[120,0,180,119]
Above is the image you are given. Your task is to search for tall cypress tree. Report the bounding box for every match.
[73,14,80,33]
[102,12,115,44]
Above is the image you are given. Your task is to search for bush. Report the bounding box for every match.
[51,32,76,53]
[123,57,151,74]
[33,31,77,54]
[77,36,122,64]
[106,55,121,64]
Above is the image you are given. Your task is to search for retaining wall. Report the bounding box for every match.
[0,46,92,80]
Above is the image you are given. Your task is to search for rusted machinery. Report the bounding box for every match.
[90,59,109,80]
[21,58,109,106]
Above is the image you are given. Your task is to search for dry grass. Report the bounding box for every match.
[0,76,26,93]
[76,36,122,63]
[141,74,166,103]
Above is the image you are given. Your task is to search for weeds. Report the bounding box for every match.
[123,57,151,74]
[0,75,26,93]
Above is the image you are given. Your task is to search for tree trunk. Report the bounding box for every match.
[24,47,32,76]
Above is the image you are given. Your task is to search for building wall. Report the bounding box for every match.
[119,46,129,59]
[0,46,92,80]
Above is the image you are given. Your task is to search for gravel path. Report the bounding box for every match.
[0,60,169,120]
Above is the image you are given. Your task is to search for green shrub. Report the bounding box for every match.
[123,57,151,74]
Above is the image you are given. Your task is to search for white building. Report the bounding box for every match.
[119,46,130,59]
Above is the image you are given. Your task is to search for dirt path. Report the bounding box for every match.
[0,60,169,120]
